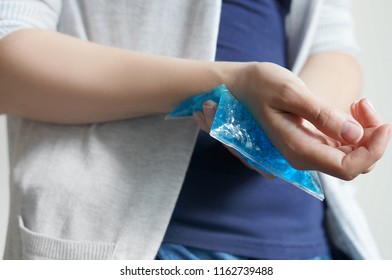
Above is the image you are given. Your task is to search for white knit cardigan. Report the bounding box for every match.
[0,0,380,259]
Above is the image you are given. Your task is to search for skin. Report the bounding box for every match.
[0,29,391,180]
[196,98,389,179]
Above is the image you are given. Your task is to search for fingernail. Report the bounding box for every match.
[341,121,363,143]
[364,99,375,112]
[203,101,217,118]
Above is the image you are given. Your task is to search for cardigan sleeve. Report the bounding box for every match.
[0,0,62,39]
[310,0,361,60]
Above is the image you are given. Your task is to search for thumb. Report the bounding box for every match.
[290,94,364,145]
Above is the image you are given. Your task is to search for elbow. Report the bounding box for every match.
[0,28,33,68]
[0,29,34,115]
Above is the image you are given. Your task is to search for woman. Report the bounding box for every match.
[0,0,390,259]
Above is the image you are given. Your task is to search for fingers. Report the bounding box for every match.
[202,100,218,128]
[193,111,209,132]
[193,100,274,178]
[273,82,363,145]
[192,100,218,132]
[292,124,392,180]
[351,98,383,128]
[265,106,392,180]
[194,96,392,181]
[362,163,376,174]
[339,124,392,179]
[337,145,355,154]
[302,96,363,145]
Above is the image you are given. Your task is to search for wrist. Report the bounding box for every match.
[213,61,249,94]
[218,61,265,105]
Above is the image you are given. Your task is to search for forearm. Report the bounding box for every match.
[298,52,361,112]
[0,29,238,124]
[2,29,388,180]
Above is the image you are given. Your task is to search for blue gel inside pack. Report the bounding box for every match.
[169,85,324,200]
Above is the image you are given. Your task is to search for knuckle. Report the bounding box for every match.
[370,149,383,162]
[289,161,307,170]
[283,151,306,170]
[278,80,300,101]
[342,174,356,181]
[279,143,295,161]
[315,106,333,130]
[336,169,357,181]
[275,79,309,111]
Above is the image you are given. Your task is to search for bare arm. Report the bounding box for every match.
[0,29,235,124]
[299,52,361,112]
[0,29,390,180]
[196,52,392,180]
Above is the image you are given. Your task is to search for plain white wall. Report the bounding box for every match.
[352,0,392,259]
[0,0,391,259]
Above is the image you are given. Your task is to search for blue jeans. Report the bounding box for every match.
[156,243,332,260]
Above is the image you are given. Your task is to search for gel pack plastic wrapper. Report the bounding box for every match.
[169,85,324,200]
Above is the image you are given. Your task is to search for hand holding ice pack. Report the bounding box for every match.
[169,85,324,200]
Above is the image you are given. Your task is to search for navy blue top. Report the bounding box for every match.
[164,0,330,259]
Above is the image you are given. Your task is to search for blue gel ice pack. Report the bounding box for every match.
[169,85,324,200]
